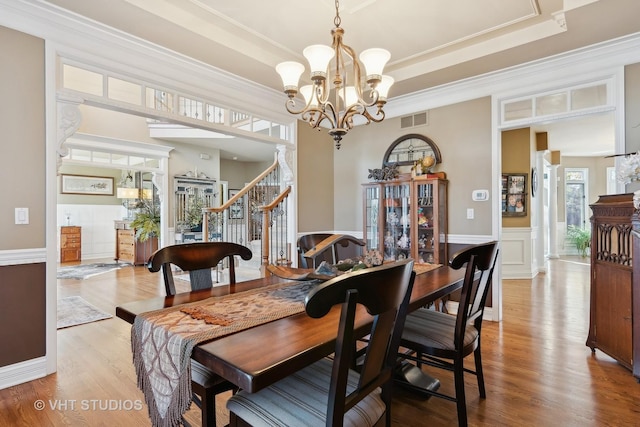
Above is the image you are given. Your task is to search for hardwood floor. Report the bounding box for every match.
[1,257,639,426]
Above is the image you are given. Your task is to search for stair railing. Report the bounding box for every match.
[202,157,292,274]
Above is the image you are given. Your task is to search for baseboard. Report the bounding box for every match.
[445,301,495,322]
[0,357,47,390]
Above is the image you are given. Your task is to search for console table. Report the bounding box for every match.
[114,220,157,266]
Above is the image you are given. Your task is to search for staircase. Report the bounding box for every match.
[202,156,292,276]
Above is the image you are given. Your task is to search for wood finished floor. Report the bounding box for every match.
[0,257,639,426]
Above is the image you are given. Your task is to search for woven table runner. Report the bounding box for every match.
[132,279,318,427]
[413,263,442,275]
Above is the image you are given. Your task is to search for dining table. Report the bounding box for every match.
[116,263,466,395]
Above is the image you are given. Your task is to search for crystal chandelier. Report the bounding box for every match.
[275,0,394,149]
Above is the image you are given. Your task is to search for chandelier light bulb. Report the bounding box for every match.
[359,48,391,85]
[339,86,359,108]
[300,85,318,107]
[376,75,395,103]
[275,61,305,97]
[303,45,335,81]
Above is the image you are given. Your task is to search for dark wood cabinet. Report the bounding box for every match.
[114,220,158,266]
[60,226,81,263]
[586,193,639,381]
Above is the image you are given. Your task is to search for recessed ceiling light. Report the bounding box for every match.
[233,156,238,160]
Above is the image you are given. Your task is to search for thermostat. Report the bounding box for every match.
[472,189,489,201]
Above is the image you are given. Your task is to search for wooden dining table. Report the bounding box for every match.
[116,264,465,394]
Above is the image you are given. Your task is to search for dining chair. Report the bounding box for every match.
[147,241,253,427]
[297,233,365,268]
[226,259,416,427]
[397,241,499,427]
[148,241,253,295]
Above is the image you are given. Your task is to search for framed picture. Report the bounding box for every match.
[61,174,114,196]
[228,189,244,219]
[501,173,527,216]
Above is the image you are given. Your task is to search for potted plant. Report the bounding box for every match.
[130,199,160,242]
[566,225,591,257]
[186,196,205,231]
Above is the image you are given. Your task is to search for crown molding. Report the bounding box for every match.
[0,0,291,124]
[386,31,640,118]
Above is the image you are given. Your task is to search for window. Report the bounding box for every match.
[565,168,588,229]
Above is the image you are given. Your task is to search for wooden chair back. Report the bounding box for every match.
[297,233,366,268]
[147,242,252,295]
[304,259,415,426]
[450,241,499,347]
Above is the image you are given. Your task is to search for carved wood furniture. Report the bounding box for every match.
[631,205,640,382]
[60,226,81,262]
[586,193,639,381]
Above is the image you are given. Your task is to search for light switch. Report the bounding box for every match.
[15,207,29,225]
[466,208,474,219]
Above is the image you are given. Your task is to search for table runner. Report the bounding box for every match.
[413,263,442,275]
[132,279,318,427]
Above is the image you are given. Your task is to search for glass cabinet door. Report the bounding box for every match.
[414,180,435,263]
[383,181,411,261]
[363,184,380,252]
[413,178,447,264]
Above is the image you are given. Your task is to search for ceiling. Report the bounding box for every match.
[46,0,640,159]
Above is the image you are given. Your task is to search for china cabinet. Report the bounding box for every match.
[587,193,639,381]
[363,176,447,264]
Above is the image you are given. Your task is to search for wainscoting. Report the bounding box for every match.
[57,204,126,261]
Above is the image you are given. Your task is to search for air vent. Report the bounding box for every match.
[400,111,429,129]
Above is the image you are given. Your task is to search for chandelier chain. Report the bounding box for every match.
[334,0,341,28]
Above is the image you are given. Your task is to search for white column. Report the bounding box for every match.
[548,164,560,259]
[535,152,547,271]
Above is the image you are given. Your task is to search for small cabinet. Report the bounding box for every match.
[60,226,81,263]
[115,220,158,266]
[363,176,447,264]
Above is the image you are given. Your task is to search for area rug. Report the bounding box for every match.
[57,262,126,280]
[57,296,113,329]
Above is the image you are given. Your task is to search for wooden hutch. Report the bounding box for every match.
[586,193,639,381]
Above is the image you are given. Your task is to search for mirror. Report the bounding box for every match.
[383,133,442,167]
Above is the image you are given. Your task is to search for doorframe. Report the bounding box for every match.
[492,68,626,322]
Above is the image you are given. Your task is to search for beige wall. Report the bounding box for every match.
[329,97,493,236]
[0,26,47,368]
[220,159,274,191]
[297,123,335,232]
[502,128,532,228]
[0,26,45,250]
